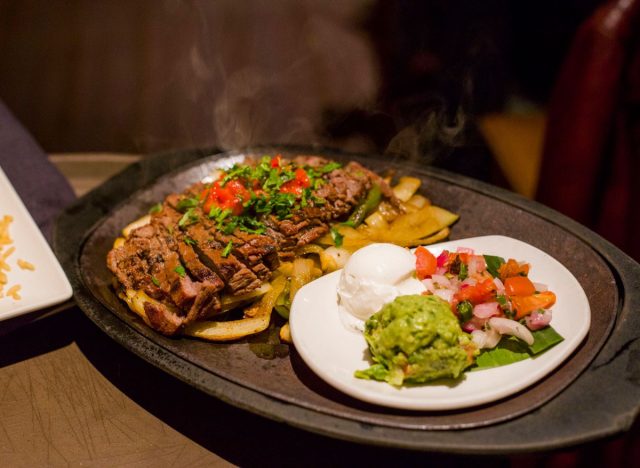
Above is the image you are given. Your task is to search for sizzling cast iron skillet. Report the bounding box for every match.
[54,146,640,454]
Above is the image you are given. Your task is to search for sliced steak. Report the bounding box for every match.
[223,231,280,279]
[144,301,184,336]
[185,282,222,322]
[109,155,400,337]
[154,202,226,289]
[107,230,165,300]
[186,223,263,295]
[153,203,225,319]
[296,225,330,246]
[159,246,198,310]
[179,201,279,284]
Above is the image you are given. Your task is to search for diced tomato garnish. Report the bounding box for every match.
[498,258,530,280]
[436,250,449,268]
[226,180,250,201]
[504,276,536,296]
[279,181,302,195]
[279,168,311,196]
[454,278,497,305]
[294,168,310,187]
[271,154,282,168]
[203,180,249,216]
[511,291,556,319]
[455,252,469,264]
[415,246,437,280]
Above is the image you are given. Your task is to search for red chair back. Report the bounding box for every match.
[536,0,640,261]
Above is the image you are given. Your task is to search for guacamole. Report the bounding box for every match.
[355,295,477,386]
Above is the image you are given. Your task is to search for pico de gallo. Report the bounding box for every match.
[414,245,558,350]
[173,154,340,237]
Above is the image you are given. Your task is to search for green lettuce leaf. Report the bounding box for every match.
[472,326,564,370]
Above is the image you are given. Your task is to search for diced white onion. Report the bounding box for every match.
[434,289,454,303]
[471,328,501,349]
[525,310,552,330]
[422,278,435,293]
[488,317,534,345]
[431,274,451,288]
[461,278,477,287]
[473,302,500,319]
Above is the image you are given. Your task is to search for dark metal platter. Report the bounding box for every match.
[54,146,640,454]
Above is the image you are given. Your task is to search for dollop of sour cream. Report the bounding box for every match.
[337,243,425,331]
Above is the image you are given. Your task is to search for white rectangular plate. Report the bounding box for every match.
[0,166,72,320]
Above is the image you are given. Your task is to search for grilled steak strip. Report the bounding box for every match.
[152,203,226,321]
[166,193,279,287]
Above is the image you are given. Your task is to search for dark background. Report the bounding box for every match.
[0,0,601,160]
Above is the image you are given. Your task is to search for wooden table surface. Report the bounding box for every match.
[0,154,609,467]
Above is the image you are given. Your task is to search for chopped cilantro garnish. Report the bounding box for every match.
[312,178,325,190]
[306,161,342,178]
[253,192,296,219]
[149,203,162,214]
[222,240,233,257]
[221,165,252,186]
[320,161,342,173]
[209,206,232,226]
[151,276,160,286]
[184,236,197,246]
[176,197,200,212]
[178,208,198,228]
[202,155,341,235]
[497,294,514,318]
[174,265,186,277]
[236,216,266,234]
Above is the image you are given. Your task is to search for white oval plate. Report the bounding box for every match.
[289,235,591,411]
[0,166,72,321]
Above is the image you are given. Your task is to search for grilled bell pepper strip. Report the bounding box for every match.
[347,184,382,227]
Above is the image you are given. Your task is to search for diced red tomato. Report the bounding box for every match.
[504,276,536,296]
[295,168,310,187]
[203,180,250,216]
[455,252,470,264]
[415,246,437,279]
[454,278,497,305]
[511,291,556,319]
[498,259,530,280]
[271,154,282,168]
[199,187,209,201]
[280,168,311,196]
[436,250,449,268]
[226,180,250,201]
